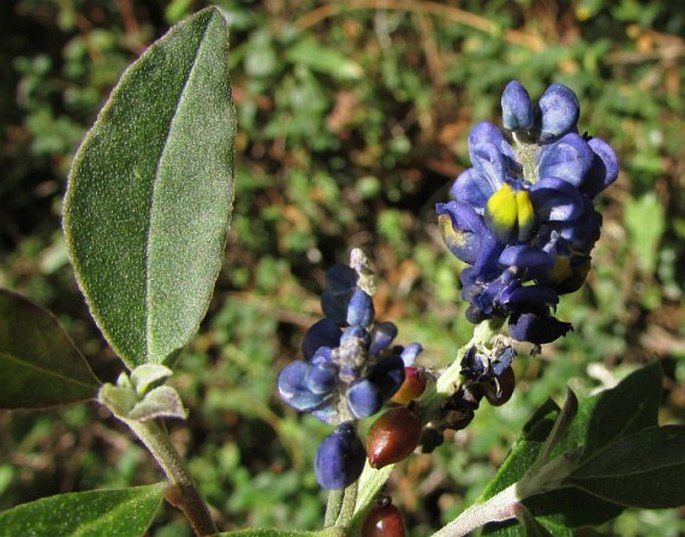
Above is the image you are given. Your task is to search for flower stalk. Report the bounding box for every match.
[125,418,218,536]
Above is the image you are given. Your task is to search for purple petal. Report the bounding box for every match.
[278,361,329,411]
[400,342,423,367]
[306,363,338,395]
[492,346,516,376]
[537,133,593,187]
[502,284,560,309]
[530,177,584,222]
[369,321,398,356]
[368,355,406,401]
[347,379,382,419]
[555,200,602,253]
[468,122,509,156]
[470,142,509,188]
[451,167,496,209]
[582,137,619,198]
[436,201,489,265]
[499,245,553,278]
[302,318,342,359]
[508,311,573,344]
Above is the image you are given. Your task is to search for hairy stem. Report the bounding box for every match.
[325,489,344,528]
[431,483,519,537]
[335,481,359,528]
[125,419,218,536]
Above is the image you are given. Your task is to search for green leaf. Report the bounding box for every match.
[63,7,236,369]
[218,529,343,537]
[127,385,187,421]
[514,504,554,537]
[567,425,685,508]
[478,402,558,501]
[522,487,623,529]
[0,289,100,409]
[524,389,578,480]
[580,361,662,461]
[130,364,173,396]
[478,396,622,535]
[0,483,166,537]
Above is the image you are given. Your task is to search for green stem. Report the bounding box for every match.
[430,484,519,537]
[325,489,344,528]
[335,481,359,529]
[419,318,502,423]
[125,418,218,536]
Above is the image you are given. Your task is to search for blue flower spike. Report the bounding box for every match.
[277,248,426,489]
[437,80,617,345]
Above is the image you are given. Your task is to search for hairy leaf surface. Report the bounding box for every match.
[63,7,235,368]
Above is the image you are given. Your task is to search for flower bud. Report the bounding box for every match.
[315,422,366,490]
[501,80,534,131]
[347,289,375,327]
[366,407,422,469]
[483,366,516,406]
[538,83,580,141]
[347,379,383,419]
[362,501,407,537]
[390,367,427,404]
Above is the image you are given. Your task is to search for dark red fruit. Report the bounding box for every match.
[390,367,427,404]
[483,366,516,406]
[366,407,422,469]
[362,502,407,537]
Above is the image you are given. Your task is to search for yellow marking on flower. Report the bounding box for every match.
[486,183,518,242]
[548,256,573,285]
[438,213,465,251]
[515,190,535,241]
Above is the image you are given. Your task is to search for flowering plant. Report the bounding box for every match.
[1,8,684,537]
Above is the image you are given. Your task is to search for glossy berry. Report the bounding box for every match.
[483,366,516,406]
[390,367,427,404]
[315,422,366,490]
[362,502,407,537]
[366,407,422,469]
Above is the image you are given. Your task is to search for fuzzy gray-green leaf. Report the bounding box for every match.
[0,483,166,537]
[63,7,235,369]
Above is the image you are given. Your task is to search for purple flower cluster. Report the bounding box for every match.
[277,249,422,489]
[437,81,618,344]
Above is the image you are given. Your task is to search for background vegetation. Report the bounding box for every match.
[1,0,683,535]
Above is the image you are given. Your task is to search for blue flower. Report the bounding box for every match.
[315,422,366,490]
[437,81,617,344]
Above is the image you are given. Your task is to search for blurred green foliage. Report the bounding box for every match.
[1,0,684,535]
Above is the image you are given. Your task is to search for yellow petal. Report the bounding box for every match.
[515,190,535,241]
[486,183,518,243]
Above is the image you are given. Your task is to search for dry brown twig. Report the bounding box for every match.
[294,0,546,51]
